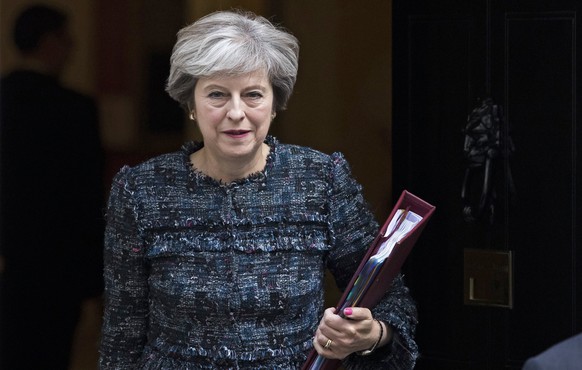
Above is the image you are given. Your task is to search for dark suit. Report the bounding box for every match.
[0,69,105,370]
[522,332,582,370]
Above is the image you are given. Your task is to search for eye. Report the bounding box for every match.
[246,91,264,99]
[208,91,226,99]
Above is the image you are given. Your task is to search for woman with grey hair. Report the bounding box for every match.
[100,9,418,369]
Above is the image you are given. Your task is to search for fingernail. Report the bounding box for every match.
[344,307,353,316]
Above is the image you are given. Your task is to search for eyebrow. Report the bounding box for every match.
[201,84,269,92]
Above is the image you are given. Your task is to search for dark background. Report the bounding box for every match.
[393,0,581,368]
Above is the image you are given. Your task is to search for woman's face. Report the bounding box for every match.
[193,71,274,163]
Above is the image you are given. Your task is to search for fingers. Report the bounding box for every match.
[342,306,373,321]
[313,307,377,359]
[319,307,373,337]
[313,308,346,359]
[321,307,344,332]
[312,332,339,359]
[342,307,377,344]
[323,338,333,350]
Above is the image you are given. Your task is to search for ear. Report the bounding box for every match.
[187,102,196,121]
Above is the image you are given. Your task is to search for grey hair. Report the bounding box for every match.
[166,10,299,112]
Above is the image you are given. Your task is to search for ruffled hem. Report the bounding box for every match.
[140,210,329,230]
[137,339,311,369]
[145,229,330,256]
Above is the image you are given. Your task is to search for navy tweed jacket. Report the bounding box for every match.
[99,136,418,369]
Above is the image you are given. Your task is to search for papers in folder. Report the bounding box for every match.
[338,208,422,313]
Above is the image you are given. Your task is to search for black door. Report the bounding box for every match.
[392,1,581,369]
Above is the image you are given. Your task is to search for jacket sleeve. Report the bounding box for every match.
[325,153,419,370]
[99,167,149,368]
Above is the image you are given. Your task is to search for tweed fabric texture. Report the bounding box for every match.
[99,136,418,369]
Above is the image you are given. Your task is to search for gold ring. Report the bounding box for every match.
[324,339,332,349]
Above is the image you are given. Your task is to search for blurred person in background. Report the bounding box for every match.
[0,4,105,369]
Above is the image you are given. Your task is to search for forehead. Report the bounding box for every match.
[197,70,271,89]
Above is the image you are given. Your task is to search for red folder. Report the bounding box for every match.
[302,190,435,370]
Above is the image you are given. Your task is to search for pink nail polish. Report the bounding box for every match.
[344,307,353,316]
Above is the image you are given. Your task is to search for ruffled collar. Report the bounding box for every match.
[181,136,278,188]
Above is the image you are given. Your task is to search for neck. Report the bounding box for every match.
[191,143,269,183]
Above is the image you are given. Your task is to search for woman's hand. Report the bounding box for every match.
[312,307,392,359]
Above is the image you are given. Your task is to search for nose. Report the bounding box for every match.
[226,97,245,121]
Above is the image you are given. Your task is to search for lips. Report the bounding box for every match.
[223,129,251,137]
